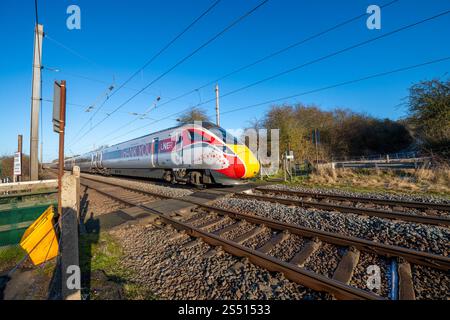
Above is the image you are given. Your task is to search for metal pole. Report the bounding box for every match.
[18,135,23,182]
[58,80,67,219]
[215,84,220,126]
[30,24,44,181]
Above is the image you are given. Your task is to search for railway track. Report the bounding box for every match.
[76,171,450,227]
[78,174,450,300]
[235,188,450,227]
[255,187,450,211]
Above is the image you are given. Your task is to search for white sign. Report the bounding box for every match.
[286,150,294,160]
[14,152,22,175]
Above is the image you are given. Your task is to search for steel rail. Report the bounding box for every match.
[79,173,450,226]
[256,187,450,212]
[77,177,382,300]
[78,176,450,300]
[157,213,383,300]
[195,203,450,271]
[236,192,450,227]
[78,174,450,270]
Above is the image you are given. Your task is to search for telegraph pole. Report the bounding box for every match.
[30,24,44,181]
[215,84,220,126]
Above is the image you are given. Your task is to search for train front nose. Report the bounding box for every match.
[227,144,260,179]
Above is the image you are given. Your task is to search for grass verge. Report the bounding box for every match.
[79,232,156,300]
[0,245,26,274]
[260,167,450,199]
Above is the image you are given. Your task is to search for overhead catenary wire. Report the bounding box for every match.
[45,34,106,70]
[69,0,270,148]
[102,0,223,102]
[41,99,134,115]
[166,8,450,118]
[83,55,450,152]
[98,8,450,146]
[148,0,401,112]
[96,0,401,142]
[218,57,450,116]
[43,66,163,97]
[66,0,222,146]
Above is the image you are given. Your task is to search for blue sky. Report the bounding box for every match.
[1,0,449,161]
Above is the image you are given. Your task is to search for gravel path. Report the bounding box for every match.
[212,198,450,256]
[82,188,127,217]
[81,172,194,198]
[110,223,331,300]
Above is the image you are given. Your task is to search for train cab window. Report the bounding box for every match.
[188,130,204,142]
[202,122,240,145]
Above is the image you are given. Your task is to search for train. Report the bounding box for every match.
[64,121,260,186]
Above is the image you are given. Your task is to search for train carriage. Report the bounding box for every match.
[65,122,260,186]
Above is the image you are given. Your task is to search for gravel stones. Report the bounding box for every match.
[349,252,390,298]
[268,234,306,261]
[411,265,450,300]
[302,244,342,278]
[82,172,193,198]
[110,223,327,300]
[259,184,450,205]
[212,197,450,256]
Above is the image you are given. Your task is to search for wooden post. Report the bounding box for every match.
[57,80,67,222]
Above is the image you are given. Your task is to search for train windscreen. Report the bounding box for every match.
[202,122,240,145]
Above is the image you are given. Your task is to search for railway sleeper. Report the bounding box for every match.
[398,259,416,300]
[233,226,265,244]
[196,216,225,229]
[290,238,322,267]
[257,231,290,254]
[213,221,244,236]
[332,247,360,285]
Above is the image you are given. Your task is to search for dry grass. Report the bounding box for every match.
[305,166,450,197]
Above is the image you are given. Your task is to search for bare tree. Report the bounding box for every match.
[177,107,211,123]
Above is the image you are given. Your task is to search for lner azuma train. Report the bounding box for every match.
[64,122,260,186]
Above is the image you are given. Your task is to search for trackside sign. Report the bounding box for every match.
[14,152,21,175]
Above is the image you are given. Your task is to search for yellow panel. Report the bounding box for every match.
[20,206,59,266]
[227,144,260,178]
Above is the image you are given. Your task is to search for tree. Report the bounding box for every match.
[0,154,30,180]
[407,78,450,148]
[177,107,211,123]
[261,103,413,162]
